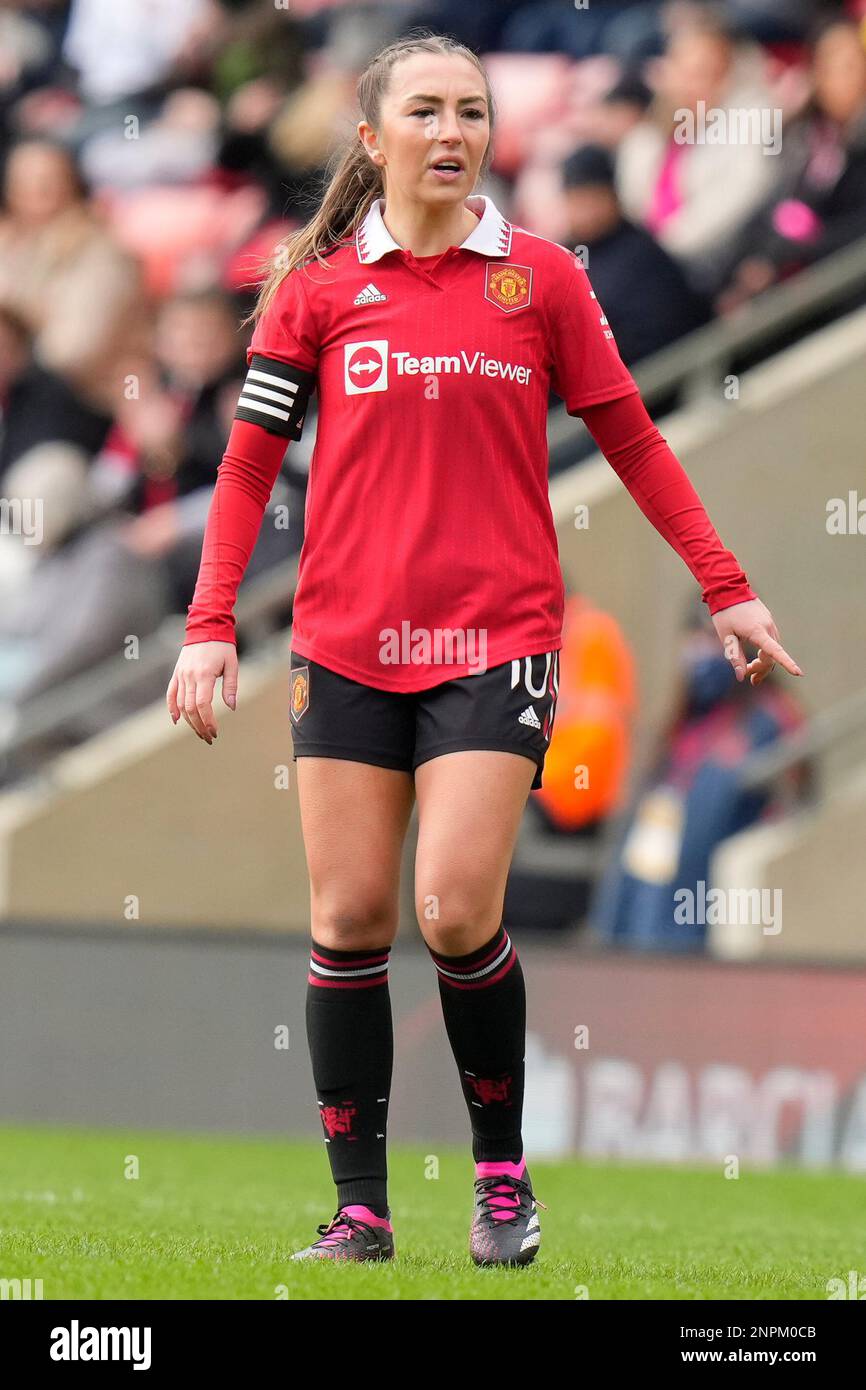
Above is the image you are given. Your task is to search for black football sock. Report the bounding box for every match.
[427,922,525,1163]
[306,938,392,1218]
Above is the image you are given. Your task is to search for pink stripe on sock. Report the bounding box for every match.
[310,949,390,968]
[439,953,517,990]
[307,974,388,988]
[429,932,507,974]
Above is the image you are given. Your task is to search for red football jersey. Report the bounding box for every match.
[184,194,754,686]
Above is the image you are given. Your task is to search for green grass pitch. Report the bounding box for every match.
[0,1124,862,1300]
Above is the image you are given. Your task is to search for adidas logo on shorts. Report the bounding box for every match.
[354,282,388,305]
[518,705,541,729]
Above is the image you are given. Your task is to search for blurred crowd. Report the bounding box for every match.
[0,0,862,752]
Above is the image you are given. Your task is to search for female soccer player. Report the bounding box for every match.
[167,31,801,1267]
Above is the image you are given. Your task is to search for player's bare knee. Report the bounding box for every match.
[311,898,397,950]
[416,896,499,954]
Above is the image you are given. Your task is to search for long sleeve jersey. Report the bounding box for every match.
[184,194,754,686]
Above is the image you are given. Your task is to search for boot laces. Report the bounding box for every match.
[475,1174,533,1226]
[312,1211,377,1249]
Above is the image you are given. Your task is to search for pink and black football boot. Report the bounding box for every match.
[470,1159,545,1267]
[291,1205,395,1262]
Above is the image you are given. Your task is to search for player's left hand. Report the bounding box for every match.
[711,598,803,686]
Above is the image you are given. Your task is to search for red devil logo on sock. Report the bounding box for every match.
[467,1075,513,1105]
[320,1103,358,1137]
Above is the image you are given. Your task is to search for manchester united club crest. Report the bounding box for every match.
[320,1103,357,1138]
[485,263,533,313]
[290,666,310,723]
[467,1074,513,1105]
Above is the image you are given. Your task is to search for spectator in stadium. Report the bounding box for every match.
[561,142,711,366]
[119,289,248,510]
[591,70,655,149]
[615,8,782,294]
[0,305,110,484]
[725,0,846,46]
[716,15,866,312]
[0,137,146,411]
[78,87,223,193]
[400,2,529,53]
[590,599,809,952]
[0,504,172,712]
[106,287,300,608]
[289,1,525,58]
[0,2,58,134]
[59,0,218,147]
[102,288,271,607]
[502,0,667,62]
[0,288,292,715]
[0,440,92,601]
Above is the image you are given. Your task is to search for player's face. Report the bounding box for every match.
[366,54,490,206]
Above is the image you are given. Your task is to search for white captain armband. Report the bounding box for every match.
[234,353,316,441]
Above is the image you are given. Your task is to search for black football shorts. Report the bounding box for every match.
[288,649,561,790]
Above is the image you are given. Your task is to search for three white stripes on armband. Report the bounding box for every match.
[238,367,300,425]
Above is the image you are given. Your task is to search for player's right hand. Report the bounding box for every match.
[166,641,238,745]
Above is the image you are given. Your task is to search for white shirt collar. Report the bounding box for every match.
[356,194,512,264]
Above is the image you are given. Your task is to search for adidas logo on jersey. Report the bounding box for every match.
[354,282,388,305]
[518,705,541,729]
